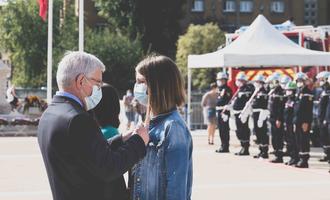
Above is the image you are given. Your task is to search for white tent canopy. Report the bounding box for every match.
[188,15,330,68]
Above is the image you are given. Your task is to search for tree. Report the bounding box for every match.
[94,0,186,58]
[85,28,144,93]
[0,0,143,93]
[176,23,226,89]
[0,0,62,88]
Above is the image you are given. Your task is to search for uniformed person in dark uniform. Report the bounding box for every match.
[283,81,298,165]
[268,73,286,163]
[215,72,233,153]
[317,71,330,162]
[232,72,255,156]
[280,75,293,157]
[293,72,314,168]
[251,74,269,159]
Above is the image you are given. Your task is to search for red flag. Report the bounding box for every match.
[39,0,47,21]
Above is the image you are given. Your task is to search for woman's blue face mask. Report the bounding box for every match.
[134,83,148,106]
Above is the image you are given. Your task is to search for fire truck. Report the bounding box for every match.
[225,24,330,91]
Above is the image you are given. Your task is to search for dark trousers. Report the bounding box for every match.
[320,122,330,154]
[235,114,250,147]
[271,120,284,156]
[284,123,298,159]
[218,111,230,148]
[295,123,310,154]
[253,112,269,146]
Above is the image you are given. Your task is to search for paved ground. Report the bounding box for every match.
[0,131,330,200]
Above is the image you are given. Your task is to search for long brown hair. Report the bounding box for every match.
[136,55,186,115]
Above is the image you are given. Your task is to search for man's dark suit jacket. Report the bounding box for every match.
[38,95,146,200]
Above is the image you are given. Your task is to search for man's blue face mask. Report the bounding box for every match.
[83,77,102,110]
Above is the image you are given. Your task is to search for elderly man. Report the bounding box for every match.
[38,51,149,200]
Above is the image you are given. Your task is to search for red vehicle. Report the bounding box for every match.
[225,24,330,90]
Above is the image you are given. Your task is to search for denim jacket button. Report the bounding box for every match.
[137,178,140,182]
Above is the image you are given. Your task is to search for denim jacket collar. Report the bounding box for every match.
[149,107,177,130]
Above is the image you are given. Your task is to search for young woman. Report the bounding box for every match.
[201,83,218,145]
[131,55,193,200]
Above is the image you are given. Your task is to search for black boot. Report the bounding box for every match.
[319,156,329,162]
[285,157,299,166]
[270,151,283,163]
[295,154,309,168]
[260,146,269,159]
[270,156,283,163]
[235,143,250,156]
[215,146,229,153]
[319,148,330,162]
[235,147,250,156]
[285,150,299,165]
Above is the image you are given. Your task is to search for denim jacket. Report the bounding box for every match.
[131,109,193,200]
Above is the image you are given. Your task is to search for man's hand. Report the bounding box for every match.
[135,125,149,145]
[276,120,281,128]
[302,123,309,132]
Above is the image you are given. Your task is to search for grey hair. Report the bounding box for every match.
[56,51,106,88]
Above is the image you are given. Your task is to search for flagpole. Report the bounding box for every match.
[47,0,53,104]
[79,0,84,52]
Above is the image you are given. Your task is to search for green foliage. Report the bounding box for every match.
[0,0,79,89]
[94,0,185,57]
[176,23,226,89]
[85,28,144,92]
[0,0,61,87]
[0,0,150,93]
[95,0,134,34]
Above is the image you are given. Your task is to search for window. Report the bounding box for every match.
[271,1,285,13]
[311,3,315,9]
[223,0,236,12]
[192,0,204,12]
[240,1,253,13]
[311,11,315,17]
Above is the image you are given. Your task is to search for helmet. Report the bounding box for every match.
[294,72,308,81]
[265,72,281,83]
[316,71,330,80]
[253,74,265,82]
[265,74,274,83]
[272,72,282,81]
[236,72,248,81]
[216,72,228,80]
[285,81,297,90]
[280,75,292,85]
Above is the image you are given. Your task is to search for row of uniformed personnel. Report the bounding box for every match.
[215,71,330,170]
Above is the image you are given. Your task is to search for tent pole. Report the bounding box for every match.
[46,0,53,104]
[187,68,192,130]
[79,0,84,51]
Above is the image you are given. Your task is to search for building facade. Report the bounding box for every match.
[181,0,329,33]
[313,0,330,25]
[70,0,330,34]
